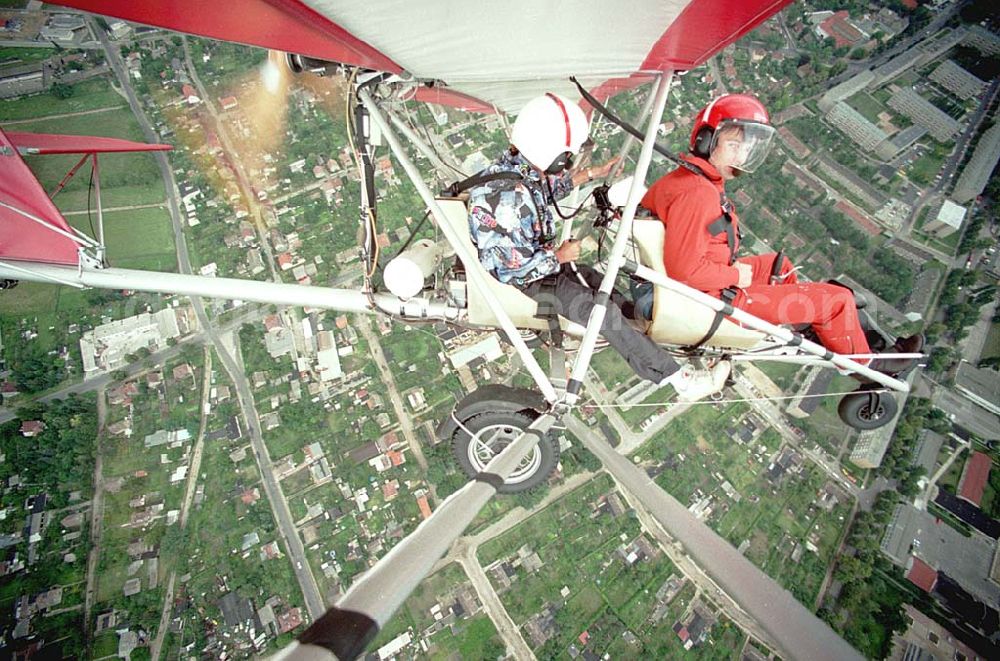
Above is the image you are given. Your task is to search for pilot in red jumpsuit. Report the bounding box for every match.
[641,94,918,373]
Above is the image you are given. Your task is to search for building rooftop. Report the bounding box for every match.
[905,556,938,593]
[957,451,992,507]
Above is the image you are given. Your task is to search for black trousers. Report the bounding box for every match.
[520,264,679,383]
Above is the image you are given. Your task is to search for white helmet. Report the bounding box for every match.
[511,93,589,173]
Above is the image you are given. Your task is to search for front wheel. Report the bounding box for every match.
[838,389,897,430]
[450,410,559,493]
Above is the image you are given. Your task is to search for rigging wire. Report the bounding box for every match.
[400,98,465,178]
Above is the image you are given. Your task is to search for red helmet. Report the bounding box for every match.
[690,94,774,173]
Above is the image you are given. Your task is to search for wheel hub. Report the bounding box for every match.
[467,423,542,484]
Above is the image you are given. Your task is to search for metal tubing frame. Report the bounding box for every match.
[92,153,106,263]
[631,262,911,391]
[0,262,461,319]
[357,88,559,403]
[565,72,674,402]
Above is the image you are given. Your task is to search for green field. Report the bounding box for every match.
[67,207,177,271]
[371,562,505,659]
[848,92,886,124]
[981,321,1000,362]
[0,46,54,65]
[0,77,126,121]
[54,184,167,213]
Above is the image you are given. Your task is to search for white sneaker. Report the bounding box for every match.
[668,362,731,402]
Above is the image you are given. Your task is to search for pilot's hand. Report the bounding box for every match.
[735,262,753,289]
[555,240,581,264]
[591,156,621,180]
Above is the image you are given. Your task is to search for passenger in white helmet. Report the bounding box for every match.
[465,93,729,399]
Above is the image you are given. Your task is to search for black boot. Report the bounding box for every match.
[868,334,924,375]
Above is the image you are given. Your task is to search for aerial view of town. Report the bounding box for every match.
[0,0,998,659]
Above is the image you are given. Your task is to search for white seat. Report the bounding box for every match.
[435,197,584,334]
[630,219,765,350]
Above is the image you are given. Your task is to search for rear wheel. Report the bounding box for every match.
[450,410,558,493]
[838,389,897,430]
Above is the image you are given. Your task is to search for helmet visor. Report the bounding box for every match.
[710,120,775,173]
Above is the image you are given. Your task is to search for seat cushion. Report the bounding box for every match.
[630,219,764,350]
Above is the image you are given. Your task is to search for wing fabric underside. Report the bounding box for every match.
[51,0,789,112]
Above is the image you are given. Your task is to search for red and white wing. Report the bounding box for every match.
[51,0,789,111]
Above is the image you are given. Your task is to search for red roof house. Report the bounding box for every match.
[219,95,238,111]
[277,607,303,634]
[957,451,992,507]
[20,420,45,437]
[905,556,938,593]
[819,11,864,48]
[416,493,432,520]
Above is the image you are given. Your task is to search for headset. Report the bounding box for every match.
[693,127,714,158]
[545,151,574,174]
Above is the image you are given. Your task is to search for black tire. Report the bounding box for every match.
[838,390,898,430]
[450,410,559,493]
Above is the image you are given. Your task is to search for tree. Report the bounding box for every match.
[50,82,74,99]
[978,356,1000,371]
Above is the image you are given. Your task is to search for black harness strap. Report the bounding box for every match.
[705,193,738,265]
[686,192,741,349]
[443,170,525,197]
[689,286,739,350]
[532,275,564,348]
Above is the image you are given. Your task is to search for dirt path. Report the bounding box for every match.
[61,203,166,216]
[429,472,596,660]
[83,385,108,645]
[151,347,213,660]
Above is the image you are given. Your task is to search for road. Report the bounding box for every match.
[900,77,1000,235]
[357,320,433,478]
[455,543,535,660]
[179,347,212,528]
[566,415,863,661]
[433,472,596,660]
[96,22,326,622]
[731,371,859,496]
[0,306,263,425]
[82,385,108,647]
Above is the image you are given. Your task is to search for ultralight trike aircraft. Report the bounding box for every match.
[0,1,916,659]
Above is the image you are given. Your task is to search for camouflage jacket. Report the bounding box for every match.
[467,150,574,287]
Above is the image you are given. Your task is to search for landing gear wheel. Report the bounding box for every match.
[450,410,559,494]
[838,389,897,430]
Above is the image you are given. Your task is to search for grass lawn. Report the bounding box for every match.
[54,184,167,213]
[0,77,126,121]
[0,46,54,65]
[66,207,177,271]
[978,321,1000,362]
[906,145,948,187]
[590,346,637,393]
[912,220,961,256]
[937,449,966,492]
[848,92,886,124]
[756,361,802,391]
